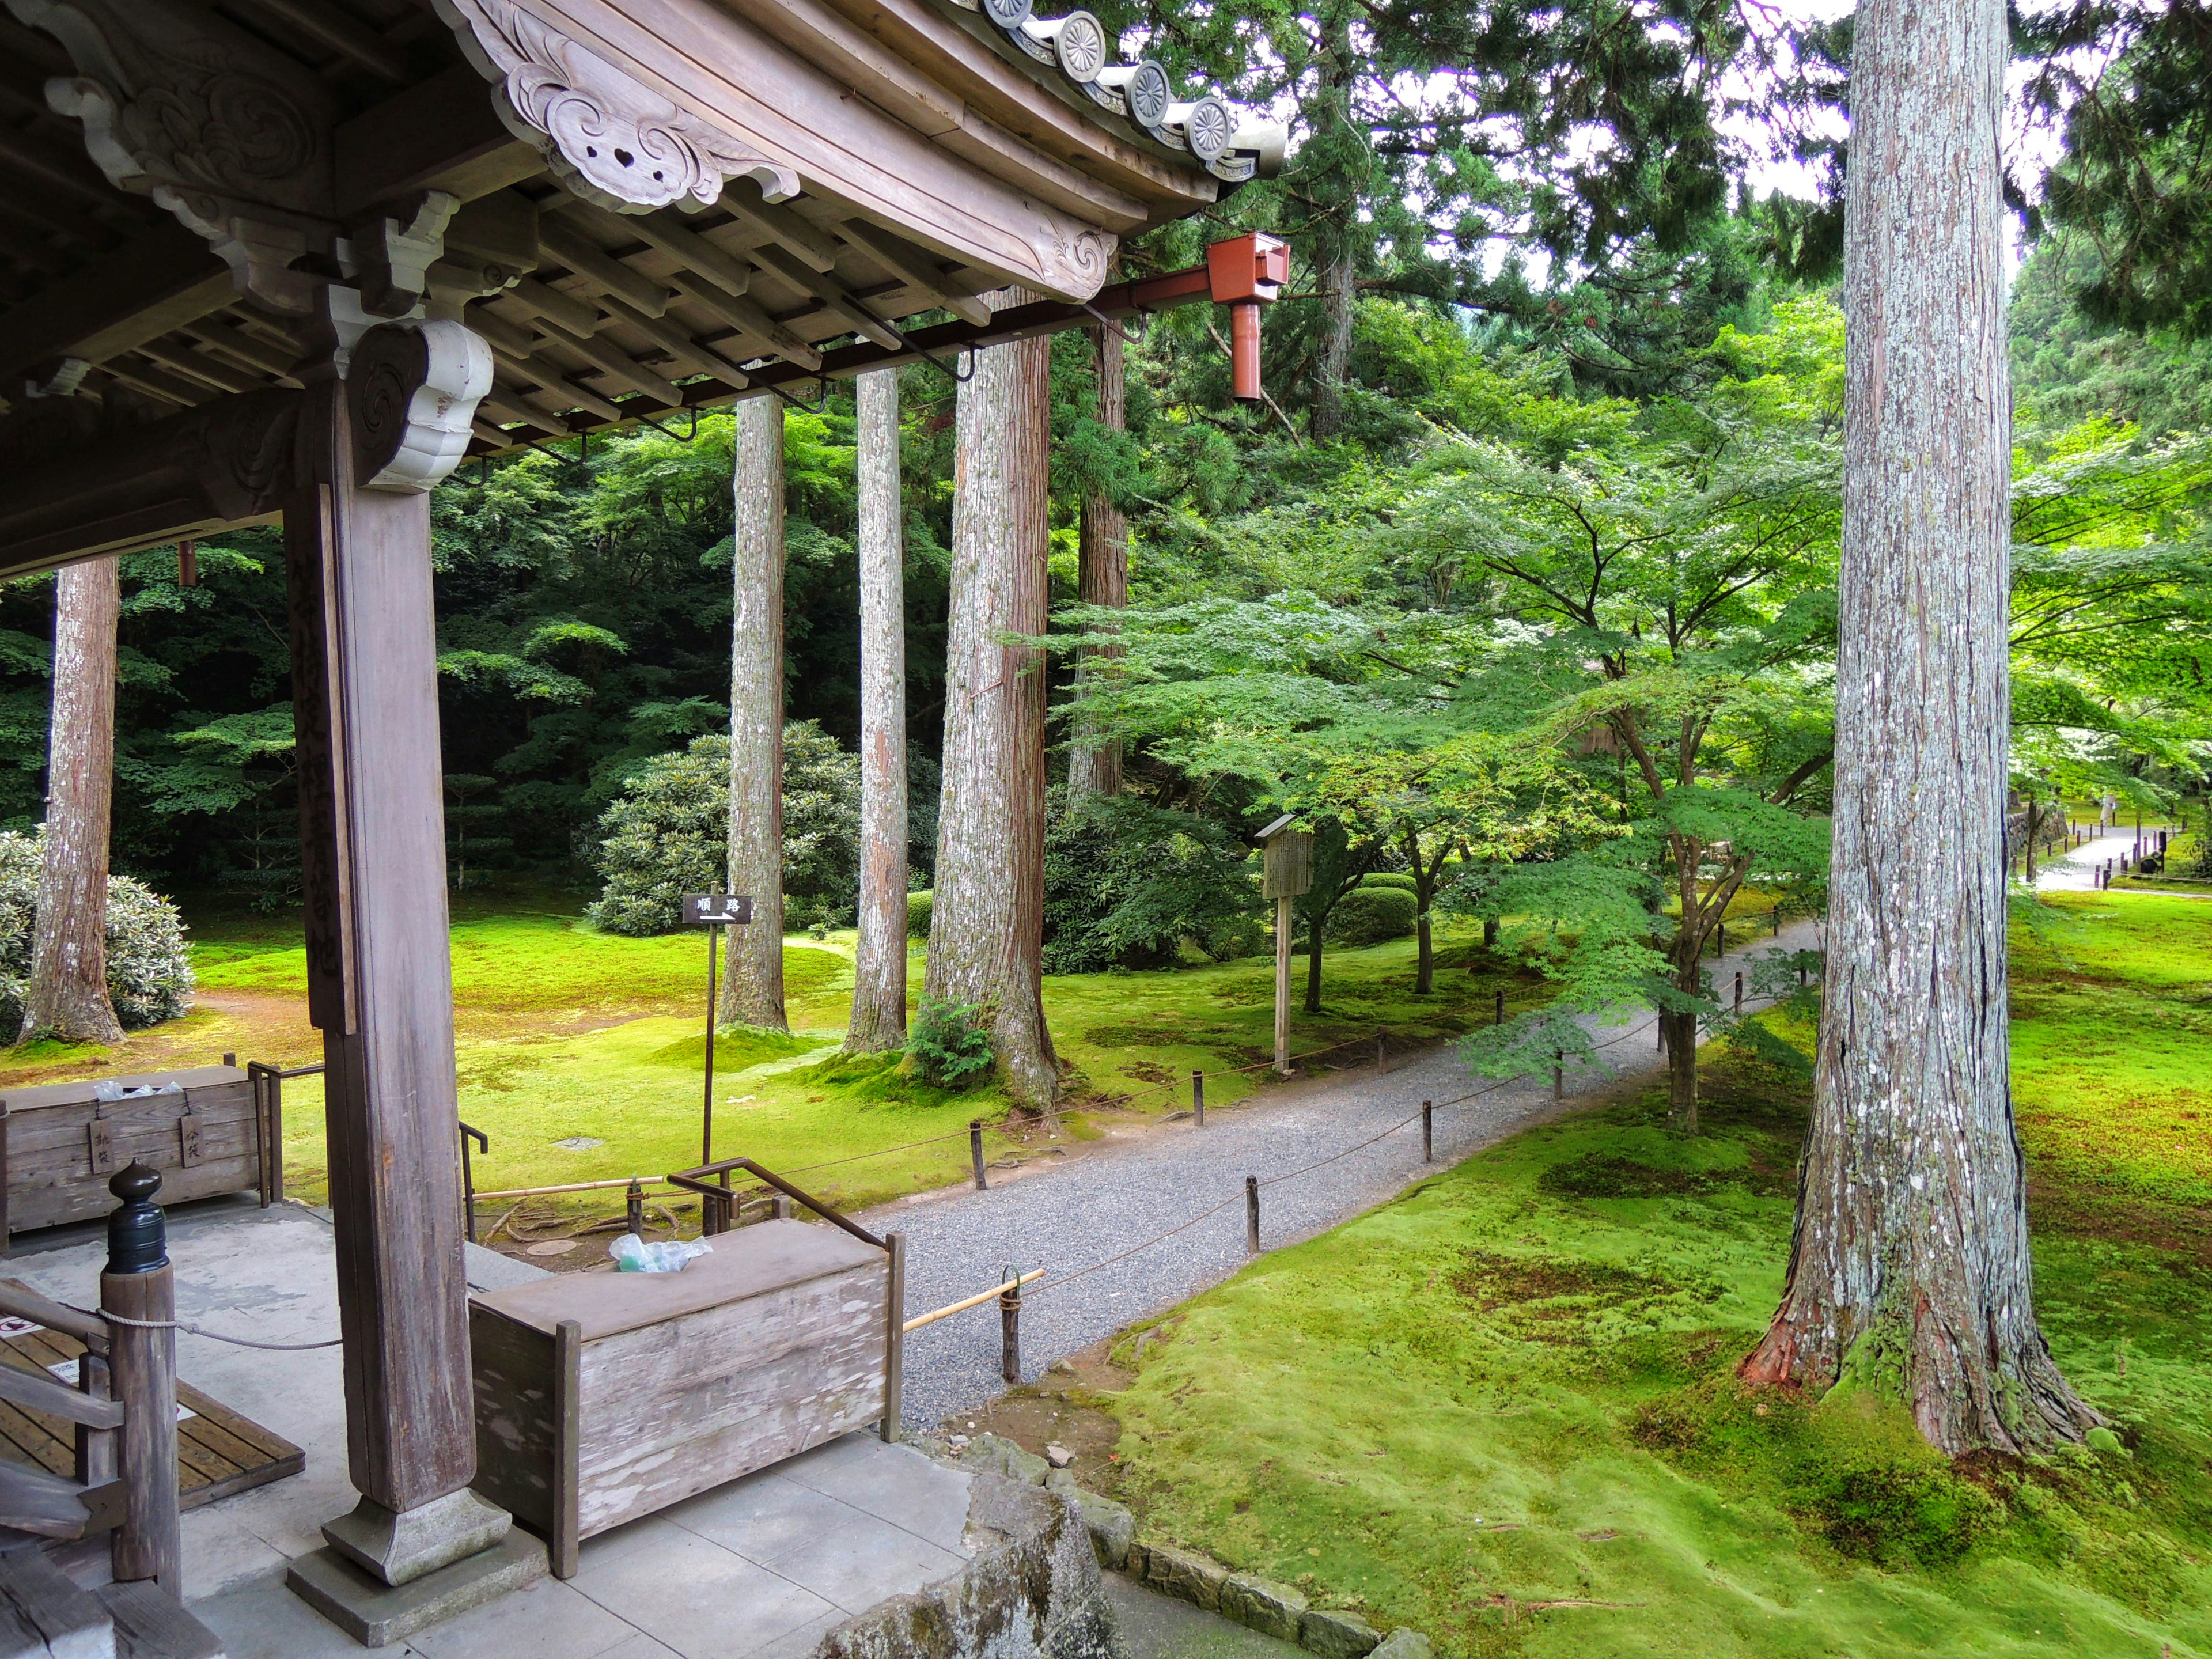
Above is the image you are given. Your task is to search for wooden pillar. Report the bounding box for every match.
[286,372,504,1581]
[724,395,787,1031]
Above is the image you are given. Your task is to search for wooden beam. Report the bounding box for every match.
[626,211,756,298]
[465,308,540,362]
[0,223,230,382]
[493,358,624,424]
[753,247,903,350]
[181,317,304,381]
[134,339,265,397]
[540,329,684,407]
[839,221,991,326]
[234,0,413,84]
[332,63,541,217]
[665,274,823,370]
[93,359,208,409]
[598,296,749,387]
[718,184,840,273]
[476,393,567,438]
[505,277,602,339]
[536,220,672,317]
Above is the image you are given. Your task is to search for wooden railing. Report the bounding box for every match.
[245,1060,323,1206]
[0,1164,180,1591]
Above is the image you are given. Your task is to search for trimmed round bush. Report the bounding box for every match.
[588,725,861,935]
[1328,884,1418,946]
[0,830,194,1033]
[906,889,933,938]
[1362,872,1419,895]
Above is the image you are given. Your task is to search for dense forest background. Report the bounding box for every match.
[5,0,2210,926]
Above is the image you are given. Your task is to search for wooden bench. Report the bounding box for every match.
[0,1067,275,1247]
[467,1218,902,1577]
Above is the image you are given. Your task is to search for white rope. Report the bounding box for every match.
[70,1306,343,1351]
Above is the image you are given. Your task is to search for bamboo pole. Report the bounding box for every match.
[902,1268,1045,1333]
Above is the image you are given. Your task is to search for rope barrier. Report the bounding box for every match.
[73,1306,344,1351]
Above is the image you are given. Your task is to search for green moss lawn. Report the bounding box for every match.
[1094,889,2212,1658]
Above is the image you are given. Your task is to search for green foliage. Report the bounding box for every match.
[1359,872,1418,894]
[585,724,860,936]
[0,830,193,1034]
[1043,794,1260,974]
[904,994,993,1091]
[905,889,932,939]
[1324,883,1416,946]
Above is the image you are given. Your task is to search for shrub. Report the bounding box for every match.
[906,889,933,938]
[1327,884,1418,946]
[1362,871,1419,895]
[588,724,861,935]
[0,830,195,1033]
[906,994,993,1090]
[1042,791,1259,973]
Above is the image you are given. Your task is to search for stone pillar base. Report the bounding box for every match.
[289,1531,544,1649]
[323,1489,512,1586]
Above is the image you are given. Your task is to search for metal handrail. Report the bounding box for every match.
[664,1156,885,1249]
[459,1122,488,1243]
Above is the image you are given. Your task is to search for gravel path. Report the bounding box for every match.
[866,919,1824,1431]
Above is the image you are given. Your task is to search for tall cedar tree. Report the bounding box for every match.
[21,558,123,1043]
[1741,0,2099,1453]
[1067,323,1129,800]
[847,369,907,1053]
[724,397,787,1031]
[927,297,1058,1107]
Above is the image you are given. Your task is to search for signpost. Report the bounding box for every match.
[684,894,753,1163]
[1256,816,1314,1076]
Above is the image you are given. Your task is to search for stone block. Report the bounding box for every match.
[1301,1608,1382,1659]
[286,1531,546,1648]
[1074,1492,1135,1570]
[1221,1573,1308,1642]
[1368,1629,1432,1659]
[966,1432,1050,1486]
[1140,1541,1229,1613]
[323,1488,511,1586]
[820,1474,1127,1659]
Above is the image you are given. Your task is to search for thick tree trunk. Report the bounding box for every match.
[1414,912,1433,995]
[927,293,1058,1108]
[722,396,787,1032]
[1742,0,2094,1454]
[1665,940,1702,1138]
[1307,25,1358,442]
[847,369,908,1054]
[21,556,123,1044]
[1067,323,1128,803]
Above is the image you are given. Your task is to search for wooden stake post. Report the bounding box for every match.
[1257,817,1313,1077]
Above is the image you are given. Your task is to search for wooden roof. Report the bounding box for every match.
[0,0,1282,465]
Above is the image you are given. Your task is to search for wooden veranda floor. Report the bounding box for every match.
[0,1282,302,1509]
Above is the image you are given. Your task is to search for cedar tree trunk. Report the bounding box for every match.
[847,368,908,1052]
[1741,0,2096,1453]
[722,395,787,1031]
[927,293,1058,1108]
[1067,322,1128,802]
[21,556,123,1044]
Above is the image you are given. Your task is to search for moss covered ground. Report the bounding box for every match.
[0,885,1538,1214]
[1088,889,2212,1658]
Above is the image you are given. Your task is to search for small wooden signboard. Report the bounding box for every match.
[682,893,753,925]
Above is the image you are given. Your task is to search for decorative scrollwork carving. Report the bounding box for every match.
[193,390,306,521]
[10,0,335,312]
[435,0,800,214]
[1045,226,1115,301]
[348,321,493,494]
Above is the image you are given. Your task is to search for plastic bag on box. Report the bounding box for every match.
[609,1233,713,1273]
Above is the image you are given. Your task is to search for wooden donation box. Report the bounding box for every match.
[0,1065,268,1242]
[469,1218,895,1577]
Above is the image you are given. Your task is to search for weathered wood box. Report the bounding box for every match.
[468,1218,898,1576]
[0,1066,271,1243]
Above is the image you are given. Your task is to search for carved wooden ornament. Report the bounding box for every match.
[435,0,800,215]
[348,322,495,494]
